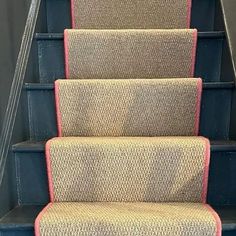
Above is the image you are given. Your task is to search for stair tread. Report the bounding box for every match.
[0,205,235,231]
[0,205,44,230]
[24,82,235,90]
[214,206,236,230]
[13,140,46,152]
[12,140,236,153]
[34,31,226,40]
[69,0,191,30]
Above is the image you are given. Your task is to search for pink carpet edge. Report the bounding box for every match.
[187,0,193,28]
[191,29,198,77]
[34,203,53,236]
[45,139,55,202]
[54,80,62,137]
[70,0,75,29]
[205,204,222,236]
[64,30,70,79]
[194,78,203,135]
[200,136,211,203]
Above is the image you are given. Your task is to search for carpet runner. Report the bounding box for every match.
[35,202,221,236]
[45,137,209,202]
[70,0,192,29]
[35,0,221,235]
[55,78,202,137]
[36,137,221,235]
[64,29,197,79]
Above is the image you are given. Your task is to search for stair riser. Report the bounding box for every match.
[0,230,34,236]
[200,88,232,139]
[45,0,219,32]
[15,152,49,205]
[222,232,236,236]
[25,87,233,141]
[37,36,224,83]
[13,149,236,206]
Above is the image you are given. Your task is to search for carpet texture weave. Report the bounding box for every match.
[64,29,197,79]
[35,202,221,236]
[55,78,202,137]
[71,0,192,29]
[46,137,209,203]
[35,0,222,235]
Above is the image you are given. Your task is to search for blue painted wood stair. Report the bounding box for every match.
[0,0,236,235]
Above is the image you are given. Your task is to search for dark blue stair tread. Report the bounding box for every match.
[23,82,235,90]
[12,140,236,153]
[0,205,235,232]
[34,31,226,40]
[214,206,236,231]
[0,205,44,230]
[13,141,46,152]
[211,141,236,152]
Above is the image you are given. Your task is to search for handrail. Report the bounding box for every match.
[0,0,41,186]
[221,0,236,84]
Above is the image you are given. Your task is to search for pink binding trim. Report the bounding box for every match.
[71,0,75,28]
[205,204,222,236]
[45,140,55,202]
[200,137,211,203]
[55,80,63,137]
[187,0,192,28]
[191,29,198,77]
[64,30,69,79]
[35,203,53,236]
[194,78,202,135]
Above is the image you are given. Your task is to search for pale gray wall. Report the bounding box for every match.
[0,0,31,216]
[0,0,31,131]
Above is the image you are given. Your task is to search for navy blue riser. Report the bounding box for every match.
[0,229,34,236]
[24,82,234,141]
[36,32,227,83]
[224,232,236,236]
[12,141,236,206]
[45,0,220,32]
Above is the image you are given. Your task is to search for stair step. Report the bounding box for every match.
[0,205,235,235]
[11,139,236,206]
[35,32,228,83]
[45,137,209,202]
[24,81,235,90]
[55,79,202,137]
[45,0,220,32]
[64,29,197,79]
[69,0,192,29]
[35,32,226,40]
[35,203,219,235]
[12,140,236,153]
[24,82,234,141]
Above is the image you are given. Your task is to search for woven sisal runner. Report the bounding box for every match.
[64,29,197,79]
[70,0,192,29]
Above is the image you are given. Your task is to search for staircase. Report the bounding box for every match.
[0,0,236,235]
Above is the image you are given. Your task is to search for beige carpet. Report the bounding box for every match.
[64,29,197,79]
[35,1,222,234]
[55,78,202,137]
[35,202,221,236]
[45,137,209,203]
[71,0,192,29]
